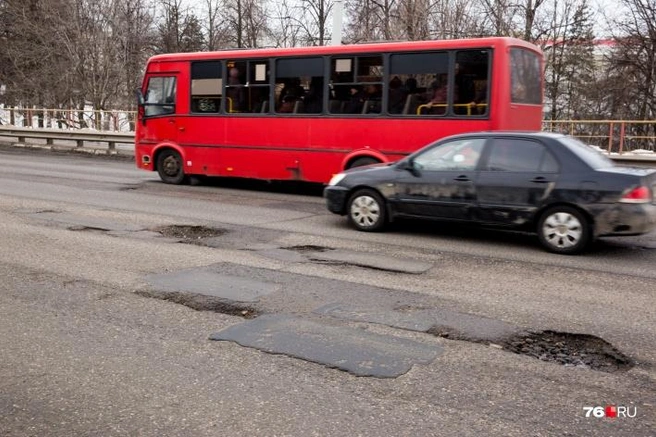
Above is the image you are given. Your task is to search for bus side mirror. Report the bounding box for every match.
[135,89,146,125]
[135,88,145,106]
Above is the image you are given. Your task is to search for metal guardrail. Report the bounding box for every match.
[0,126,134,154]
[0,125,655,167]
[0,108,136,132]
[542,120,656,154]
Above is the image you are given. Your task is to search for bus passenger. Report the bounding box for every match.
[388,76,406,114]
[304,77,323,113]
[279,78,305,106]
[422,74,448,115]
[344,86,365,114]
[226,67,245,112]
[455,63,476,114]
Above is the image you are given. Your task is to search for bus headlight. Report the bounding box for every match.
[328,173,346,186]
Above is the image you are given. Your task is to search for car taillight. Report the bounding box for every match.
[620,186,652,203]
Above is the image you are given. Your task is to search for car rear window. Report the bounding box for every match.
[560,137,615,170]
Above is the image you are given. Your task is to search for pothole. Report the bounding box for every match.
[428,329,634,373]
[135,290,259,318]
[501,331,634,373]
[426,325,471,341]
[394,305,433,312]
[154,225,228,244]
[68,225,110,232]
[286,245,333,253]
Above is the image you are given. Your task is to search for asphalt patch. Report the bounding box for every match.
[145,268,280,302]
[209,314,441,378]
[499,331,634,373]
[316,303,518,342]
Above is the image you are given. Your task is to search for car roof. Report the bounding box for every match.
[442,131,566,141]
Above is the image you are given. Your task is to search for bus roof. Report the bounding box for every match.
[147,37,540,64]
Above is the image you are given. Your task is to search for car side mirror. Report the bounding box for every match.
[397,159,419,176]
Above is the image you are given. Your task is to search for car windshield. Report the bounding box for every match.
[560,136,615,170]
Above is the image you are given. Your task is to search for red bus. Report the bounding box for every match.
[135,37,543,184]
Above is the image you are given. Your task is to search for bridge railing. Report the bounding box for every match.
[1,125,655,167]
[1,107,655,155]
[0,126,134,154]
[541,119,656,154]
[0,107,137,133]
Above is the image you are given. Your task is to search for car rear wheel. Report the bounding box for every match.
[537,206,591,254]
[347,189,386,232]
[157,149,186,184]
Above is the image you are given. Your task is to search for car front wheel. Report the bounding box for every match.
[347,189,386,232]
[537,206,591,254]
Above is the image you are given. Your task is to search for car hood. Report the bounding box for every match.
[342,162,399,184]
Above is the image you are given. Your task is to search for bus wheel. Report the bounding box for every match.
[157,149,186,184]
[348,157,379,169]
[347,189,386,232]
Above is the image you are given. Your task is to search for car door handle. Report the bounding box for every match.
[530,177,549,183]
[454,175,471,182]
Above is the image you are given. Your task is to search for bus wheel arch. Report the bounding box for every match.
[344,152,386,170]
[155,147,187,185]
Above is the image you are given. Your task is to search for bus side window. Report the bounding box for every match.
[191,61,222,114]
[274,57,324,115]
[329,56,383,116]
[455,50,490,116]
[389,51,448,117]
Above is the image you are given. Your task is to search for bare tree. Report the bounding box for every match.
[295,0,335,45]
[202,0,232,50]
[223,0,269,48]
[426,0,487,39]
[344,0,378,42]
[478,0,520,36]
[396,0,430,40]
[115,0,157,109]
[155,0,205,53]
[607,0,656,120]
[268,0,304,47]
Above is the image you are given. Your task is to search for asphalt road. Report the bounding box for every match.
[0,147,654,436]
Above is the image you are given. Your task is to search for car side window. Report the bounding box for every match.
[540,149,560,172]
[484,139,557,172]
[413,139,485,171]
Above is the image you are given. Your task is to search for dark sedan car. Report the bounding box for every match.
[324,132,656,254]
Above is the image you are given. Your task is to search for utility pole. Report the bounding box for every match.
[331,0,344,45]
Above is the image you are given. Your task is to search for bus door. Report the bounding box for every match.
[138,75,180,145]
